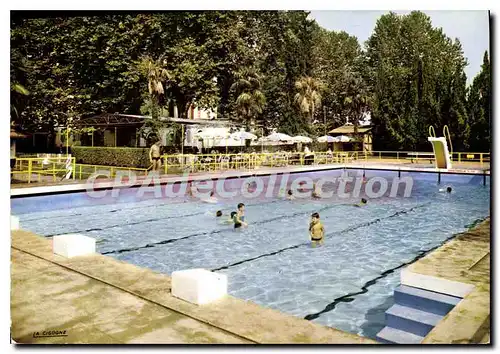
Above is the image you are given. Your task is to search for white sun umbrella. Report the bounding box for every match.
[337,135,352,142]
[317,135,337,143]
[261,132,293,142]
[292,135,313,143]
[194,128,229,139]
[230,131,257,140]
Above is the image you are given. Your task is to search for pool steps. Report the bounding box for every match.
[376,285,462,344]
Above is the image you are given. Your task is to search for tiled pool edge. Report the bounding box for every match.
[404,218,490,344]
[10,229,376,344]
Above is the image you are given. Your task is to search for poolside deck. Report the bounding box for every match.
[11,230,376,344]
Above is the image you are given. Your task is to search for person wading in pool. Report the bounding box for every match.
[309,212,324,247]
[234,203,248,229]
[149,140,162,172]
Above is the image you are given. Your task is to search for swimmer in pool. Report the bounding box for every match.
[287,190,295,200]
[312,182,321,199]
[202,191,218,203]
[219,211,237,225]
[354,198,367,207]
[309,212,324,247]
[216,210,223,217]
[234,203,248,228]
[246,181,257,193]
[187,182,197,197]
[439,186,452,193]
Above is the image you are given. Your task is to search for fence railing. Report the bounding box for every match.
[11,157,76,184]
[11,150,490,184]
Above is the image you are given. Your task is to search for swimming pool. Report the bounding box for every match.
[11,169,490,339]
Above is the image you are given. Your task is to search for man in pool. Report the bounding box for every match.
[234,203,248,228]
[216,210,223,217]
[309,212,324,247]
[287,190,295,200]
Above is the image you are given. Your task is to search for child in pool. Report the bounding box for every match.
[234,203,248,228]
[309,212,324,247]
[220,211,237,225]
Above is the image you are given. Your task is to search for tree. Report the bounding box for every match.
[365,11,470,151]
[311,26,362,130]
[230,69,266,129]
[294,76,323,124]
[467,51,491,152]
[137,55,170,119]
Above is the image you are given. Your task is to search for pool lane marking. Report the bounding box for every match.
[210,202,432,272]
[10,246,258,344]
[102,202,430,256]
[302,230,459,321]
[24,197,282,227]
[42,199,285,237]
[99,199,367,255]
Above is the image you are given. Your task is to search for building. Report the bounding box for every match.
[328,124,373,152]
[68,113,242,151]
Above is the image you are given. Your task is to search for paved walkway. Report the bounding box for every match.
[11,230,376,344]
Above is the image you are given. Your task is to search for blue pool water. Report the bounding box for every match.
[11,169,490,338]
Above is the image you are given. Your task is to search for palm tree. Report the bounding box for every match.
[137,56,170,143]
[294,77,323,124]
[231,69,266,129]
[138,55,170,120]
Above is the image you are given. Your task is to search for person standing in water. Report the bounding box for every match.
[234,203,248,229]
[309,212,324,247]
[149,140,162,172]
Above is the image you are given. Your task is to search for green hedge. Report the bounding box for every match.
[72,147,150,168]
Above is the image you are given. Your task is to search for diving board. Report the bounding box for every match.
[428,137,452,170]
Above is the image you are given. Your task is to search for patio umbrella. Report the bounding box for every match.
[292,135,313,143]
[194,128,229,139]
[317,135,336,143]
[230,131,257,140]
[337,135,352,142]
[260,132,293,142]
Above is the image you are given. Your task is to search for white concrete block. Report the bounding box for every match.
[171,268,227,305]
[401,268,474,298]
[11,216,19,231]
[52,234,96,258]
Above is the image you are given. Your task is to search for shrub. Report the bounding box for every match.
[72,147,150,168]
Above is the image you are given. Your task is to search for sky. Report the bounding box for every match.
[309,10,490,84]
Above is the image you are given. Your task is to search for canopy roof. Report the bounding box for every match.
[329,124,373,135]
[73,113,239,127]
[10,129,29,139]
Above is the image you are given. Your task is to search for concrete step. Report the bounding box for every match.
[375,326,424,344]
[394,285,461,316]
[386,304,443,337]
